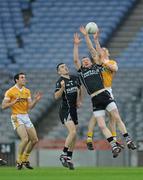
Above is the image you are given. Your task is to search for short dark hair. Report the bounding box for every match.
[56,63,64,71]
[81,56,89,60]
[14,72,25,83]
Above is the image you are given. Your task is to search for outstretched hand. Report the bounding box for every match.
[80,25,88,36]
[93,30,99,40]
[34,92,43,102]
[74,33,81,45]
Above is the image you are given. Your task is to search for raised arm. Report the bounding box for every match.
[93,31,104,57]
[93,31,118,72]
[73,33,82,70]
[80,26,100,64]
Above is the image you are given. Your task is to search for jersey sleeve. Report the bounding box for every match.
[109,60,117,66]
[55,80,61,92]
[4,90,12,100]
[77,76,82,88]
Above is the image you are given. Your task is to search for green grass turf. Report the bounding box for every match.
[0,167,143,180]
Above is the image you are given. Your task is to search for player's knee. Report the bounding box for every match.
[70,129,76,137]
[113,113,121,122]
[98,123,106,131]
[73,129,77,137]
[31,137,38,145]
[110,110,121,121]
[109,117,116,124]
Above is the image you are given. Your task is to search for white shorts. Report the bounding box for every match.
[11,114,34,130]
[93,102,117,117]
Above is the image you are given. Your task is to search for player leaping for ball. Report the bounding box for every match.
[80,26,123,150]
[55,63,83,170]
[73,33,121,158]
[79,25,136,152]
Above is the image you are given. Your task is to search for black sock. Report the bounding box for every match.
[62,147,68,155]
[123,133,129,137]
[107,137,114,143]
[123,133,131,142]
[107,137,117,149]
[67,151,73,159]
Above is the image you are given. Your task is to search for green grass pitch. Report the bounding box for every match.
[0,167,143,180]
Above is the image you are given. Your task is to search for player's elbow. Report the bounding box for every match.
[1,104,7,110]
[111,65,118,72]
[28,105,32,110]
[54,93,59,100]
[28,103,34,110]
[114,66,118,72]
[74,60,81,70]
[74,59,78,64]
[1,105,4,110]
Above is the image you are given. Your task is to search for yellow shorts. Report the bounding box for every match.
[11,114,34,130]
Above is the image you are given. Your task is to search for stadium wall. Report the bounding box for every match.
[14,140,139,167]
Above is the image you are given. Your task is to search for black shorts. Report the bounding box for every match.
[91,90,115,112]
[59,106,78,125]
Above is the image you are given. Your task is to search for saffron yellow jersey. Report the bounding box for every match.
[4,85,31,115]
[100,60,117,88]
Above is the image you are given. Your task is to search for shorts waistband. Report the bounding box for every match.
[91,88,106,98]
[11,114,28,118]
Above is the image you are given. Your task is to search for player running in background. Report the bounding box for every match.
[55,63,83,170]
[2,72,42,170]
[82,29,124,150]
[79,26,136,151]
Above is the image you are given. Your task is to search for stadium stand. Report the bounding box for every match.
[1,0,143,143]
[118,27,143,67]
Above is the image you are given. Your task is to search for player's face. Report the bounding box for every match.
[82,58,92,68]
[58,64,69,75]
[17,74,26,86]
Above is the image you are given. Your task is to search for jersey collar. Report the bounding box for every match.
[15,84,24,92]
